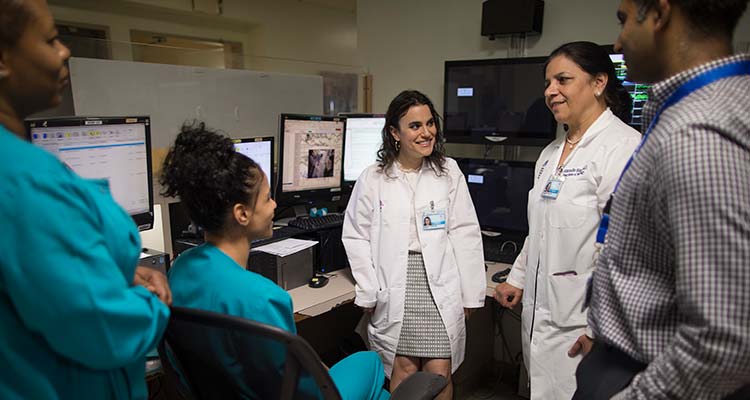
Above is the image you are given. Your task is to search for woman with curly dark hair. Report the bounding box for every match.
[162,122,390,400]
[343,90,486,399]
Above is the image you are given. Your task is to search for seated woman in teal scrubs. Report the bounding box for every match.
[0,1,171,399]
[161,123,389,400]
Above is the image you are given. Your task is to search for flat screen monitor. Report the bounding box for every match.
[456,158,535,234]
[444,57,557,145]
[608,52,650,129]
[233,136,274,192]
[341,113,385,182]
[26,116,154,231]
[277,114,345,206]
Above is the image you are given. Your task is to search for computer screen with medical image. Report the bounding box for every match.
[343,115,384,182]
[279,115,345,194]
[27,116,154,230]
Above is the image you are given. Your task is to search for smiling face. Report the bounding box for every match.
[544,55,606,127]
[389,104,436,164]
[244,174,276,241]
[0,0,71,118]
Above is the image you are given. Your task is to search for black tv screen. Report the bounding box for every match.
[444,57,556,145]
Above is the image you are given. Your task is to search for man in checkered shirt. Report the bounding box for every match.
[574,1,750,399]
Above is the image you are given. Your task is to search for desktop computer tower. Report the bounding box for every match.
[138,248,171,275]
[248,247,314,290]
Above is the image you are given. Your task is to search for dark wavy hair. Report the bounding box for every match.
[377,90,446,176]
[546,41,633,124]
[160,121,264,233]
[631,0,748,39]
[0,0,32,50]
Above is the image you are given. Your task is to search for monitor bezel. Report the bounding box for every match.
[232,136,275,197]
[456,157,536,235]
[443,56,557,146]
[339,112,385,184]
[276,113,346,207]
[25,115,155,231]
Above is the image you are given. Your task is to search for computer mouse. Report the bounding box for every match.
[491,269,510,283]
[308,275,329,289]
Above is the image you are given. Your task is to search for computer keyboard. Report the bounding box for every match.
[287,213,345,231]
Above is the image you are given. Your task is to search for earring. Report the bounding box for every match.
[395,140,401,151]
[595,91,601,97]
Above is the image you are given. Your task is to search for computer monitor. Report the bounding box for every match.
[456,158,535,234]
[444,57,557,145]
[277,114,345,208]
[233,136,274,192]
[607,51,650,129]
[26,116,155,231]
[341,113,385,182]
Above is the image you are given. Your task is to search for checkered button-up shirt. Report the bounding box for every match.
[589,54,750,399]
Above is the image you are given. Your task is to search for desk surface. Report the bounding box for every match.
[288,262,513,319]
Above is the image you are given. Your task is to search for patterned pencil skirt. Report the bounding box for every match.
[395,251,451,358]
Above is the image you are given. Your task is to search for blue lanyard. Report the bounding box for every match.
[596,60,750,245]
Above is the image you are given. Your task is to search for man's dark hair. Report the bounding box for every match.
[632,0,749,39]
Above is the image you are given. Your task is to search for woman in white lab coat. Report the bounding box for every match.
[494,42,641,399]
[343,90,486,400]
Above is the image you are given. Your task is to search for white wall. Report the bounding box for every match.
[358,0,750,114]
[50,0,362,77]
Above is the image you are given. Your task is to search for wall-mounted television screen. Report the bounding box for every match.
[443,56,556,146]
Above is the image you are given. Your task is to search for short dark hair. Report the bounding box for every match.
[546,41,633,124]
[0,0,33,49]
[632,0,749,39]
[160,121,264,233]
[377,90,446,176]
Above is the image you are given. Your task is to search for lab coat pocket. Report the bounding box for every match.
[547,271,590,328]
[548,202,587,229]
[371,289,389,326]
[388,287,406,323]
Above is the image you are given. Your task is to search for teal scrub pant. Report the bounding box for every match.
[329,351,390,400]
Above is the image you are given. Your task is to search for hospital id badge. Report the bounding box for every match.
[541,175,565,199]
[422,209,446,230]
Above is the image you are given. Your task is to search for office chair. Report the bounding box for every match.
[159,306,448,400]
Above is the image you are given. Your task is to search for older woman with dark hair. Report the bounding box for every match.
[494,41,641,399]
[0,1,170,399]
[343,90,486,400]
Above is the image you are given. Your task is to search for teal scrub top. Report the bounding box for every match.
[169,243,389,400]
[0,127,170,399]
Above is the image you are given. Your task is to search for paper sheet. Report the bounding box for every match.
[253,238,318,257]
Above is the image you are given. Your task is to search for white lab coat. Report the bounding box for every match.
[506,109,641,399]
[343,157,486,377]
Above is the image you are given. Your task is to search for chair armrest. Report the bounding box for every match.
[390,371,448,400]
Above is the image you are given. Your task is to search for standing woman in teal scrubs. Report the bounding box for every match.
[0,1,171,399]
[162,123,390,400]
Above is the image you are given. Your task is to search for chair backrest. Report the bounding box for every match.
[162,306,342,400]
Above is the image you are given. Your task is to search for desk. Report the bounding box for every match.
[288,269,356,320]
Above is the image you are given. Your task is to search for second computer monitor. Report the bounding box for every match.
[233,136,274,192]
[456,158,536,234]
[26,116,155,231]
[277,114,345,206]
[342,114,385,182]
